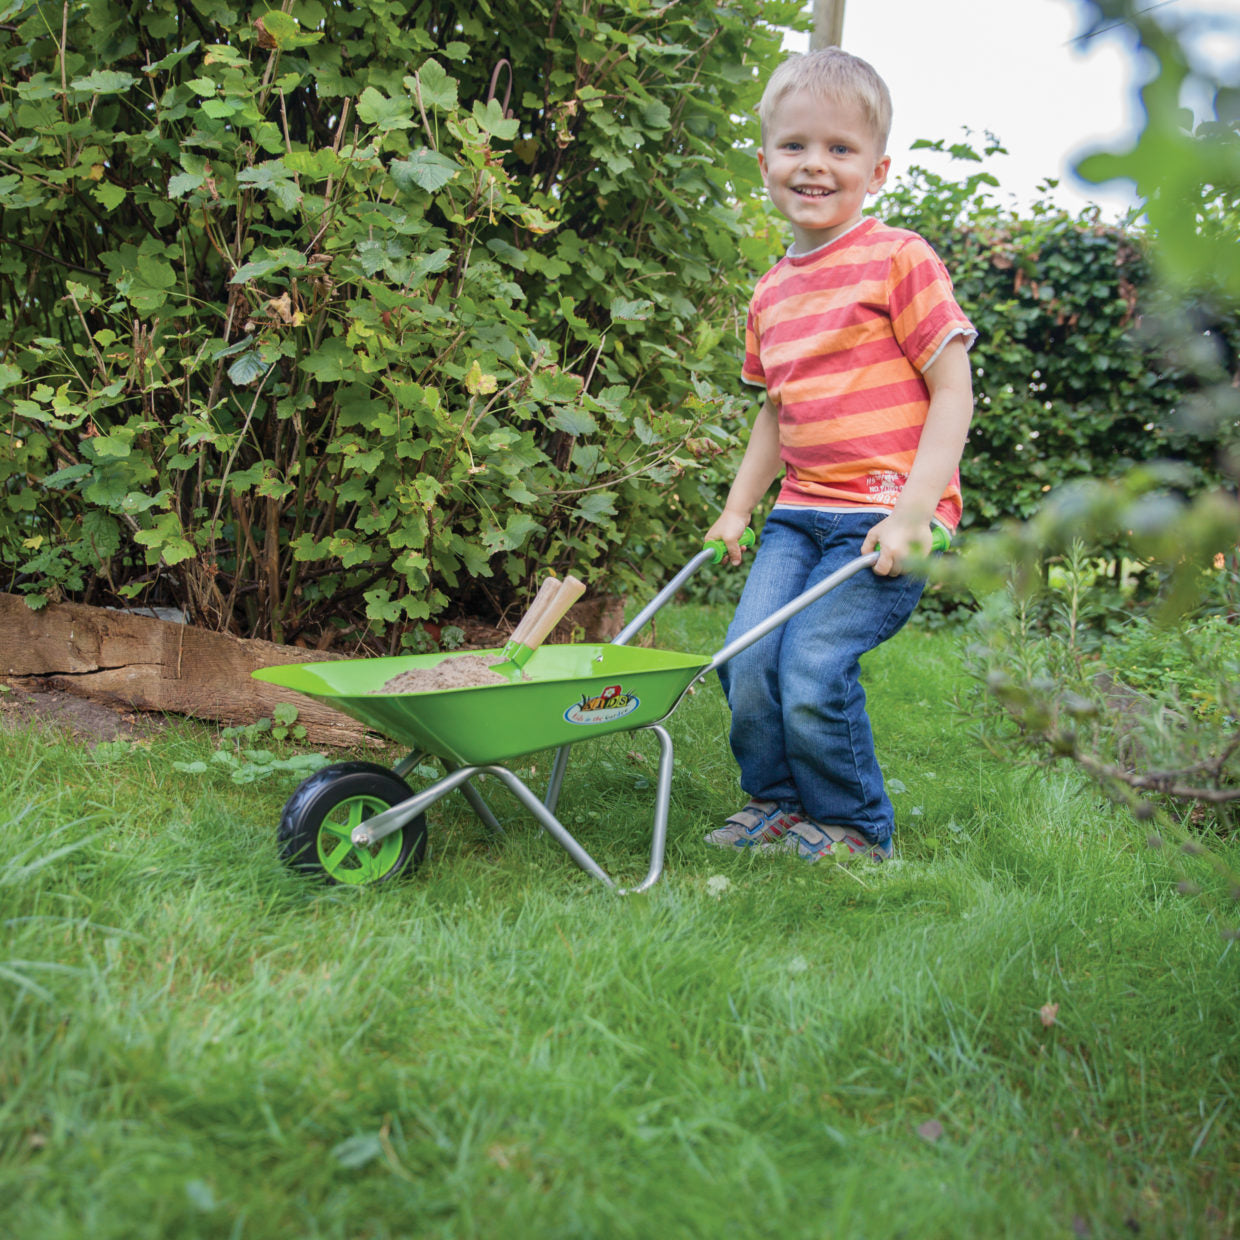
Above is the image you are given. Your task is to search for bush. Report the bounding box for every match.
[878,138,1232,539]
[0,0,797,645]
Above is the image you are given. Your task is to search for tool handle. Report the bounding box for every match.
[515,575,585,662]
[874,525,952,556]
[703,526,755,565]
[509,576,562,647]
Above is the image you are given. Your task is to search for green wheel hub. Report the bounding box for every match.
[315,794,406,884]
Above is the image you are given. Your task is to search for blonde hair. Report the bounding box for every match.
[758,48,892,151]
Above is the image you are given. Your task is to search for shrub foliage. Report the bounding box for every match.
[0,0,794,644]
[1,0,1232,646]
[877,139,1231,534]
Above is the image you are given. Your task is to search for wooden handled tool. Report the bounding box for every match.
[495,574,585,673]
[508,576,562,649]
[517,575,585,657]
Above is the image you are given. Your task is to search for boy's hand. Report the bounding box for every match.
[862,514,933,577]
[703,510,753,566]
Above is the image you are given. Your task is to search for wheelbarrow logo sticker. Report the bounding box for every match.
[564,684,639,726]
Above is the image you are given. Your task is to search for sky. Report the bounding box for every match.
[781,0,1240,219]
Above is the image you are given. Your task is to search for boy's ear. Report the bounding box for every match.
[867,154,891,195]
[757,147,769,186]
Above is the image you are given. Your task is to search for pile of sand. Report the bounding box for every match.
[373,654,511,695]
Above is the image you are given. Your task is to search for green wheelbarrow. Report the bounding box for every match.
[254,528,945,893]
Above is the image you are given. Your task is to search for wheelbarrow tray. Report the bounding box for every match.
[253,643,709,765]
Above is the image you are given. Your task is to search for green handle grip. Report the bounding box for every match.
[874,525,951,555]
[705,526,756,564]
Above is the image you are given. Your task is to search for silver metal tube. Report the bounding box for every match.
[544,744,572,811]
[392,751,428,780]
[445,765,506,837]
[617,725,674,895]
[351,762,614,886]
[704,552,878,676]
[612,548,717,647]
[481,766,616,888]
[351,766,477,847]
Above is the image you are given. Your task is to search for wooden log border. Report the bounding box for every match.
[0,593,372,747]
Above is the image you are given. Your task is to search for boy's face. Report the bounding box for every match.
[758,89,891,253]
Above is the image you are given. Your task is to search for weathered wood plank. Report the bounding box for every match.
[0,594,374,747]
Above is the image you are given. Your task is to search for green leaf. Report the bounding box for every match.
[575,491,618,524]
[482,511,541,553]
[332,1135,383,1169]
[472,98,519,141]
[168,171,206,198]
[91,435,133,461]
[410,248,452,282]
[411,59,457,111]
[390,149,459,193]
[641,100,672,130]
[228,351,267,387]
[257,10,324,49]
[504,480,540,504]
[609,297,653,322]
[201,97,244,119]
[70,70,138,95]
[93,181,126,211]
[42,462,92,489]
[231,247,308,284]
[236,160,302,210]
[82,510,122,558]
[364,589,405,624]
[551,407,598,437]
[142,42,201,75]
[356,87,413,132]
[299,339,358,383]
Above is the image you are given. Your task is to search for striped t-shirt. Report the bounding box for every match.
[743,216,976,530]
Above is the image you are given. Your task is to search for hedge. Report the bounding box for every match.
[0,0,796,644]
[1,3,1230,644]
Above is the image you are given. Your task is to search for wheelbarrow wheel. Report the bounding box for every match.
[278,761,427,885]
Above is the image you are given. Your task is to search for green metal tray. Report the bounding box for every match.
[253,643,710,765]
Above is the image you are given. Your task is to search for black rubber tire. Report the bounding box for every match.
[277,761,427,885]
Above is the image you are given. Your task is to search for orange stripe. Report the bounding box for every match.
[760,278,889,322]
[776,356,922,406]
[759,320,888,372]
[782,415,923,453]
[893,285,955,351]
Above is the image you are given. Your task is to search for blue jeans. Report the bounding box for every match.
[716,509,927,845]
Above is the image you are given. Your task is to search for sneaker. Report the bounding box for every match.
[705,799,805,849]
[760,818,893,863]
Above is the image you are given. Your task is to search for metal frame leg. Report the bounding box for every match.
[544,745,572,812]
[391,750,504,838]
[443,760,505,837]
[352,725,677,894]
[615,724,674,895]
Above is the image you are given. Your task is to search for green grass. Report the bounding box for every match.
[2,613,1237,1239]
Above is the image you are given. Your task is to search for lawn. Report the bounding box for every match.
[1,612,1236,1239]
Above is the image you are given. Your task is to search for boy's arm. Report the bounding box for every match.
[703,398,783,565]
[863,336,974,576]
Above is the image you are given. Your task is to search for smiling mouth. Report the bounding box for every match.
[794,186,833,198]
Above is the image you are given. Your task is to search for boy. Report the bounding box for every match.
[703,48,975,862]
